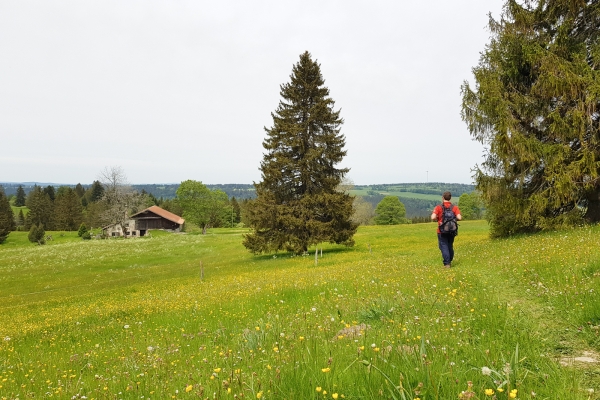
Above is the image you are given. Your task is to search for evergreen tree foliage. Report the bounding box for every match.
[243,52,357,254]
[78,223,88,237]
[231,197,241,225]
[74,183,86,198]
[0,188,16,243]
[15,185,26,207]
[88,180,105,203]
[176,180,229,234]
[28,223,45,245]
[83,201,105,230]
[374,196,407,225]
[54,187,84,231]
[17,209,25,228]
[461,0,600,236]
[43,185,56,202]
[25,186,54,230]
[160,198,184,219]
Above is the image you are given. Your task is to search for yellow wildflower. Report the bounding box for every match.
[485,388,494,396]
[186,385,193,393]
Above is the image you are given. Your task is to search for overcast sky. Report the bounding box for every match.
[0,1,504,185]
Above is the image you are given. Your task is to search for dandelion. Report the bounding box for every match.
[214,368,222,373]
[256,391,263,398]
[273,347,279,352]
[485,388,494,396]
[299,336,305,341]
[332,394,338,399]
[316,387,322,392]
[481,366,492,376]
[186,385,193,393]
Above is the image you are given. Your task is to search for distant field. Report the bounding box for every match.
[10,205,28,216]
[350,188,440,201]
[0,223,598,398]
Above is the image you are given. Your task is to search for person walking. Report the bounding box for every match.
[431,191,462,268]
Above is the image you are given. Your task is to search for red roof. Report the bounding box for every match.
[130,206,185,225]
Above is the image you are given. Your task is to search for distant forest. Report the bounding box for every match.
[1,181,475,218]
[0,183,257,200]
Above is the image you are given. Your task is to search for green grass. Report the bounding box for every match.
[10,205,28,217]
[0,223,599,399]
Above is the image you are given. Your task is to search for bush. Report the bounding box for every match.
[28,223,46,245]
[78,223,88,237]
[81,231,92,240]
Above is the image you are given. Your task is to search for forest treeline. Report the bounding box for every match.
[0,183,256,200]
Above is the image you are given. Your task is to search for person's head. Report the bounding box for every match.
[442,191,452,201]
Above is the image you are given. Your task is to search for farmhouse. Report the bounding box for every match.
[103,206,185,237]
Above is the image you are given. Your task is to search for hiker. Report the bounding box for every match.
[431,191,462,268]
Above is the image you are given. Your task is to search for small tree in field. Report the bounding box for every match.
[78,223,88,237]
[374,196,407,225]
[243,51,357,254]
[28,223,45,245]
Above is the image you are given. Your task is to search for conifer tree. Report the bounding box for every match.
[54,187,84,231]
[243,51,357,254]
[74,183,85,199]
[461,0,600,236]
[88,180,105,203]
[15,185,26,207]
[0,188,16,243]
[231,197,241,224]
[28,223,45,245]
[44,185,56,202]
[26,186,54,230]
[17,209,25,228]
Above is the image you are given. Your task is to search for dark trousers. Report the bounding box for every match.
[437,233,455,266]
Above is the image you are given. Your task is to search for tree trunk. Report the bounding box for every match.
[585,186,600,223]
[202,225,207,235]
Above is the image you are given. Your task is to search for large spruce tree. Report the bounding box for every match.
[461,0,600,237]
[243,51,357,254]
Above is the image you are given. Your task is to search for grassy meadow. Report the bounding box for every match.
[0,222,599,399]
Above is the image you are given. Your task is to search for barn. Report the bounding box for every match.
[103,206,185,237]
